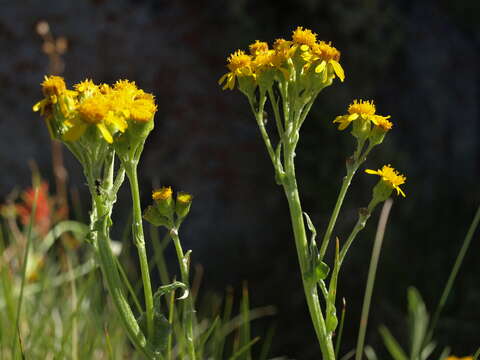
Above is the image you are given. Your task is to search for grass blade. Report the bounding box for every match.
[12,186,39,358]
[355,199,393,360]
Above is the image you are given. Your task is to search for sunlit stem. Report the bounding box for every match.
[125,162,154,342]
[170,228,196,360]
[320,142,375,261]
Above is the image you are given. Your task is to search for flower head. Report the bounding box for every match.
[219,50,254,90]
[249,40,269,56]
[334,99,391,131]
[152,187,173,201]
[41,75,67,97]
[292,26,317,48]
[365,165,406,197]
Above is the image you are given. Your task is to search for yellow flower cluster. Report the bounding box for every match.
[34,76,157,144]
[219,26,344,91]
[334,99,392,131]
[365,165,406,197]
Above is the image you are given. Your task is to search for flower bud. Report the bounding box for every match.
[175,192,193,219]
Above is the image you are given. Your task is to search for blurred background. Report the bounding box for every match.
[0,0,479,358]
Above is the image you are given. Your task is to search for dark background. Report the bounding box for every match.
[1,0,479,358]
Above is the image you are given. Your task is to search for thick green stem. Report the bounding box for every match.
[283,153,335,360]
[171,229,196,360]
[126,164,155,342]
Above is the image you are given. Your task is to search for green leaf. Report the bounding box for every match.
[314,261,330,281]
[379,325,408,360]
[407,287,429,359]
[153,281,188,309]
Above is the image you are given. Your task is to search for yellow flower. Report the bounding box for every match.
[41,75,67,97]
[446,357,473,360]
[129,95,158,122]
[176,192,192,204]
[74,79,98,94]
[249,40,269,56]
[152,186,172,201]
[64,94,114,143]
[292,26,317,48]
[311,41,344,82]
[334,99,391,130]
[365,165,406,197]
[218,50,254,90]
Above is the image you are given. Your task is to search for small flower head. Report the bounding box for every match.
[249,40,269,56]
[74,79,98,95]
[219,50,254,90]
[334,100,391,138]
[152,186,174,219]
[292,26,317,48]
[152,186,173,201]
[366,165,406,198]
[175,191,193,219]
[41,75,67,97]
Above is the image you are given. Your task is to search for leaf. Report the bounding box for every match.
[379,325,408,360]
[407,287,429,358]
[153,281,188,308]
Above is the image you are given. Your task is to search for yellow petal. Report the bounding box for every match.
[300,44,310,51]
[218,73,228,85]
[63,123,87,142]
[33,99,48,112]
[330,60,345,82]
[348,113,359,121]
[315,61,326,74]
[365,169,379,175]
[97,123,113,143]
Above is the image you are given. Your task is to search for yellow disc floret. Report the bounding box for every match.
[365,165,406,197]
[249,40,269,56]
[348,99,376,115]
[152,186,173,201]
[292,26,317,47]
[41,75,67,97]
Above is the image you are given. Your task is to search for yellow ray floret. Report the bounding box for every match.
[334,99,391,130]
[365,165,406,197]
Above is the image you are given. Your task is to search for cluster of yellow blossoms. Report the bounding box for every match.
[34,76,157,144]
[219,26,344,91]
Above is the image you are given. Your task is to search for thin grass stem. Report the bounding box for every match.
[355,199,393,360]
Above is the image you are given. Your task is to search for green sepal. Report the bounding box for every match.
[143,205,173,229]
[114,119,154,162]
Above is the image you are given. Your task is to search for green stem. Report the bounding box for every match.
[339,200,376,266]
[320,143,375,261]
[283,153,335,360]
[170,229,196,360]
[320,166,356,261]
[126,164,155,342]
[355,199,393,360]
